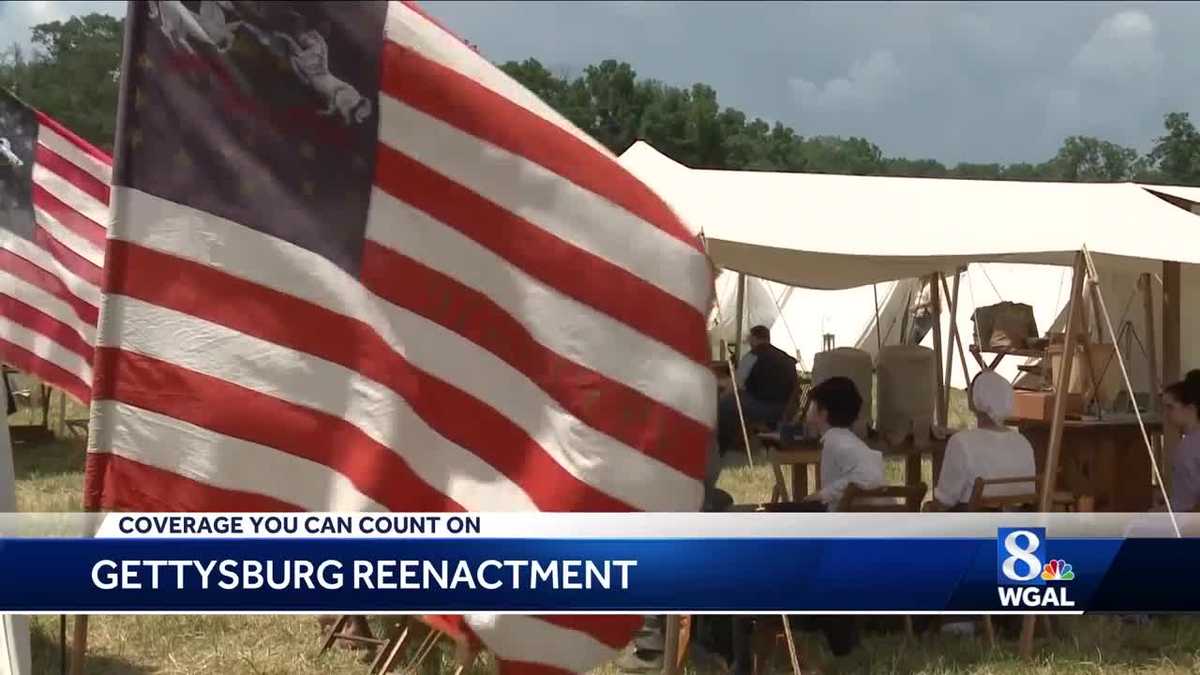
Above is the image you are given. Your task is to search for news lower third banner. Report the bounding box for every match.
[0,513,1197,614]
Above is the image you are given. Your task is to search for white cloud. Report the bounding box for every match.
[1072,10,1162,81]
[789,49,902,112]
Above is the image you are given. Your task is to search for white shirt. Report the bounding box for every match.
[934,428,1036,507]
[815,427,884,509]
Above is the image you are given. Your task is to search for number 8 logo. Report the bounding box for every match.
[1002,530,1042,582]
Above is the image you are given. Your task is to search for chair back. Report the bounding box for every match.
[967,476,1038,511]
[838,483,927,512]
[782,381,810,426]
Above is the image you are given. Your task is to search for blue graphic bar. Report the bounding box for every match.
[0,536,1191,612]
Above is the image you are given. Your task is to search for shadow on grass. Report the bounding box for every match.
[32,618,154,675]
[12,437,85,483]
[801,616,1200,675]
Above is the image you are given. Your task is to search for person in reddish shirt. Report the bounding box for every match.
[1163,370,1200,512]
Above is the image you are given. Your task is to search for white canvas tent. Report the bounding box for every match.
[619,141,1200,376]
[622,140,1200,654]
[705,269,921,373]
[764,278,919,372]
[619,141,1200,283]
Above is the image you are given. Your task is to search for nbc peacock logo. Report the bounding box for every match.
[1041,559,1075,582]
[997,528,1076,608]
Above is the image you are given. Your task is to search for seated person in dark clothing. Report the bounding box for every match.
[717,325,798,453]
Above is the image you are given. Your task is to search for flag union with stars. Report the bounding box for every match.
[117,0,387,275]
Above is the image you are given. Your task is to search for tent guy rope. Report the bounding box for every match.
[1082,247,1181,538]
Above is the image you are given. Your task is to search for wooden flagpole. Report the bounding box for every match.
[0,372,32,675]
[71,2,140,671]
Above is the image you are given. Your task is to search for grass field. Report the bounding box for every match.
[10,401,1200,674]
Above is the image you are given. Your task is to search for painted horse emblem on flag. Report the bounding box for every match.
[0,138,21,168]
[147,1,242,53]
[274,25,373,125]
[148,1,372,126]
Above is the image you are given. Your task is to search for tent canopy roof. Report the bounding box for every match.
[620,141,1200,290]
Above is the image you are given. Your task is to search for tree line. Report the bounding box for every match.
[500,58,1200,185]
[3,14,1199,186]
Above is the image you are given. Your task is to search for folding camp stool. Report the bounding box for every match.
[319,616,468,675]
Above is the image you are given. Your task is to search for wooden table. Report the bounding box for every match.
[757,432,948,502]
[1016,416,1160,512]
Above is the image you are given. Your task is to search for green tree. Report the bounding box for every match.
[948,163,1003,180]
[497,55,1194,187]
[801,136,884,175]
[1044,136,1138,182]
[883,157,948,178]
[1148,112,1200,185]
[0,14,123,151]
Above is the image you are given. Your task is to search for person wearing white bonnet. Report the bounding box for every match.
[928,370,1036,511]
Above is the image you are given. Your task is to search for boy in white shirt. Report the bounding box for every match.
[803,376,884,510]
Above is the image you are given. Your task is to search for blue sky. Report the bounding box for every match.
[4,1,1198,164]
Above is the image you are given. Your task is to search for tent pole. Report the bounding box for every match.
[940,271,963,401]
[1038,251,1087,512]
[733,272,746,362]
[942,271,971,389]
[1140,274,1160,414]
[1163,262,1182,495]
[1022,251,1087,660]
[872,284,882,353]
[1140,273,1164,490]
[930,273,947,428]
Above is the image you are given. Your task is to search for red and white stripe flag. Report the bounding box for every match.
[86,2,714,671]
[0,90,110,404]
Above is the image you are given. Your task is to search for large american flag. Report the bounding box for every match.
[0,89,109,405]
[86,1,714,671]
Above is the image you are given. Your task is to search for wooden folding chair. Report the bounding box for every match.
[742,615,815,675]
[767,382,813,503]
[838,483,928,640]
[965,477,1060,651]
[319,616,390,670]
[837,482,927,513]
